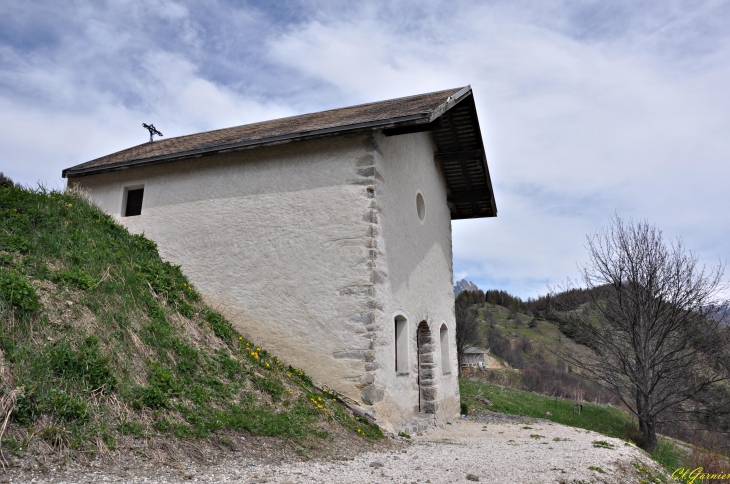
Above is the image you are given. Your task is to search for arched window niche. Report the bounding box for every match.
[440,324,451,375]
[394,313,409,374]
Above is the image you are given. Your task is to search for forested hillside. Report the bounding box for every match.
[457,287,730,453]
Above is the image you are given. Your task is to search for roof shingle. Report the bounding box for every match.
[62,86,497,220]
[63,87,465,177]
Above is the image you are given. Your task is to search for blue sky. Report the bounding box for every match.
[2,1,730,299]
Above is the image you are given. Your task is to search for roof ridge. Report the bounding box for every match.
[140,86,467,146]
[64,86,467,176]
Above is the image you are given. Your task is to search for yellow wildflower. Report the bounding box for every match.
[265,362,270,367]
[287,373,291,378]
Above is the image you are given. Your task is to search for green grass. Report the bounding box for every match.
[0,185,381,458]
[592,440,615,449]
[650,438,687,481]
[461,378,697,480]
[460,378,633,439]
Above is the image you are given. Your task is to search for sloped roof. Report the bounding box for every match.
[63,86,497,219]
[464,345,488,354]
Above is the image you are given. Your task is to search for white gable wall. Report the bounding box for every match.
[369,131,460,432]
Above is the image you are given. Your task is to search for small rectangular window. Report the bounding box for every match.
[125,188,144,217]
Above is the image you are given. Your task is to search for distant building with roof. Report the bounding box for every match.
[462,345,488,367]
[63,86,497,434]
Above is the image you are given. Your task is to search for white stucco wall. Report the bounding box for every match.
[69,131,459,433]
[368,131,460,431]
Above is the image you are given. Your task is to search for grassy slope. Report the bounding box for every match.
[460,378,691,481]
[460,378,632,438]
[464,301,699,480]
[0,186,381,461]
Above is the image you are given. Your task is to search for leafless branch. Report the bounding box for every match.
[555,215,730,451]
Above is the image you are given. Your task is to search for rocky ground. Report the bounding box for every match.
[1,414,669,483]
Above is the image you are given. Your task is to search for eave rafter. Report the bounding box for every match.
[427,92,497,220]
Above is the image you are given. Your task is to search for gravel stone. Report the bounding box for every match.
[2,420,669,483]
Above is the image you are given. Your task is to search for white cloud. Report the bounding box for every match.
[2,0,729,298]
[1,2,295,187]
[265,1,730,297]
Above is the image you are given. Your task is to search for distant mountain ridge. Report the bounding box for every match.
[454,279,479,296]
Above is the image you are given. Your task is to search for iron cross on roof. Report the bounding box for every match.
[142,123,163,142]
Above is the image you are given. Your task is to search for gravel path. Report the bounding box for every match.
[4,417,668,483]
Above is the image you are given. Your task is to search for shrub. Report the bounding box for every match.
[48,337,117,392]
[133,385,168,409]
[686,445,730,476]
[13,387,40,425]
[51,268,95,290]
[49,389,88,421]
[117,421,147,437]
[0,173,14,188]
[0,253,12,266]
[252,376,284,400]
[0,234,31,254]
[132,366,181,409]
[204,309,234,343]
[0,269,39,311]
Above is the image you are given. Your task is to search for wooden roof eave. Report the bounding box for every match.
[388,88,498,220]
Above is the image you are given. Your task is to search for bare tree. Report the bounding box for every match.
[558,216,730,452]
[519,335,532,353]
[455,292,481,377]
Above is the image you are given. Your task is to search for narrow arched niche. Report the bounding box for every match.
[440,324,451,375]
[394,315,409,373]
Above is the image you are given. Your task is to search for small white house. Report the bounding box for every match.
[63,86,497,434]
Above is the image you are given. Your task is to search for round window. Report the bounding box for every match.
[416,192,425,221]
